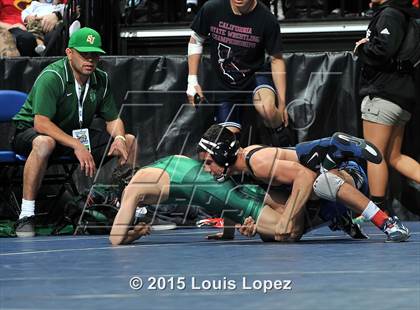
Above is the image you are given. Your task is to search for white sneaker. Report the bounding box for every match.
[383,216,410,242]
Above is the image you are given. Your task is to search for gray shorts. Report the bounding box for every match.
[361,96,411,126]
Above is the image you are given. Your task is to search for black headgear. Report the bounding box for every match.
[198,130,240,168]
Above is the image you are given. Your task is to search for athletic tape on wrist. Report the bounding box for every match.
[187,75,198,97]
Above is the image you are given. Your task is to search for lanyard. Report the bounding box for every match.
[75,78,90,128]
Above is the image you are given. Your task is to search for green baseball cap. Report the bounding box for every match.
[68,27,106,54]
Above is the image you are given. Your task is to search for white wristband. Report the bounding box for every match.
[187,75,199,97]
[188,75,198,85]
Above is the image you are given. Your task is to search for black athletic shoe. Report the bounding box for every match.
[329,210,369,240]
[15,216,35,237]
[331,132,383,164]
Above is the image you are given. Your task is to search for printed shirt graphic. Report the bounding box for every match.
[191,0,282,88]
[380,28,390,35]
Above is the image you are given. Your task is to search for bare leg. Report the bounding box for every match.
[253,88,283,128]
[35,38,44,47]
[321,170,409,241]
[22,136,56,200]
[336,183,371,213]
[363,120,393,197]
[387,125,420,183]
[109,167,170,245]
[33,37,46,54]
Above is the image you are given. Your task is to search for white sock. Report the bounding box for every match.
[361,201,380,220]
[19,199,35,219]
[34,44,46,55]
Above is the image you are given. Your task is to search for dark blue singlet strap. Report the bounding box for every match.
[245,146,270,176]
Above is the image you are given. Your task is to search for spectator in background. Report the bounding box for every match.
[0,0,37,56]
[328,0,370,17]
[0,26,20,57]
[259,0,285,20]
[354,0,420,213]
[186,0,289,146]
[22,0,66,55]
[186,0,198,13]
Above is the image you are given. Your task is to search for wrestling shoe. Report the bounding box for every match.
[329,210,369,239]
[295,132,381,172]
[15,216,35,237]
[330,132,382,165]
[382,216,410,242]
[352,215,370,225]
[196,218,224,228]
[342,221,369,239]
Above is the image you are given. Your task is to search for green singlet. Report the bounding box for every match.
[145,155,266,224]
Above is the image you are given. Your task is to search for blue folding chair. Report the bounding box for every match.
[0,90,27,163]
[0,90,27,217]
[0,90,79,220]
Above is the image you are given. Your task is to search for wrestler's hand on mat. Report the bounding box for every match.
[236,217,257,238]
[130,222,151,240]
[108,138,128,165]
[74,144,96,177]
[275,217,302,242]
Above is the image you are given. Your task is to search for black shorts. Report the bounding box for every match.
[11,127,114,166]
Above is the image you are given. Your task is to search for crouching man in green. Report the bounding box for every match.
[12,27,137,237]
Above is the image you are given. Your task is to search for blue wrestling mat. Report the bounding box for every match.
[1,222,419,310]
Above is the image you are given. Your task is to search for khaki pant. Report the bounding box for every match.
[361,96,411,126]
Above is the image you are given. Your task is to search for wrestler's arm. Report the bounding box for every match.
[277,160,316,239]
[109,180,151,246]
[109,168,169,245]
[256,159,316,240]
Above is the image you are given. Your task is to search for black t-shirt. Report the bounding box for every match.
[191,0,283,90]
